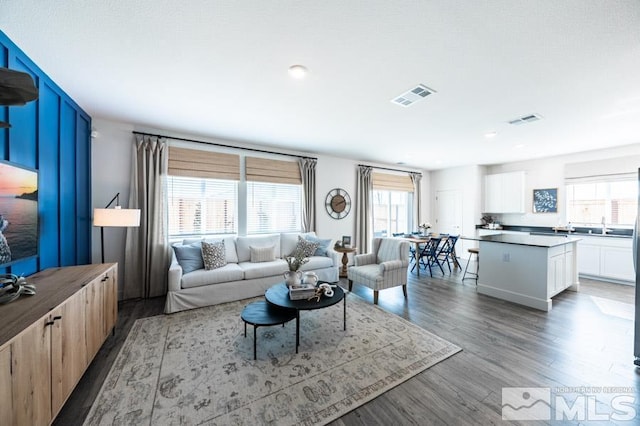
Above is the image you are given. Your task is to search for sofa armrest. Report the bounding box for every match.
[354,253,376,266]
[326,248,341,267]
[168,254,183,292]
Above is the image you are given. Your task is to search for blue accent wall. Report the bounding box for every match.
[1,30,91,276]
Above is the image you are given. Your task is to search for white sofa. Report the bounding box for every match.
[165,232,339,313]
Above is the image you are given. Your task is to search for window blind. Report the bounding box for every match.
[372,172,414,192]
[168,147,240,180]
[245,156,301,184]
[246,181,302,234]
[167,176,237,238]
[564,156,640,184]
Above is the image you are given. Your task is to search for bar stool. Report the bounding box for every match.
[462,247,479,284]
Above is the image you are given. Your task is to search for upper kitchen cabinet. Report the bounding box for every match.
[483,171,526,213]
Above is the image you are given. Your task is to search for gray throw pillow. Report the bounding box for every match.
[202,240,227,270]
[291,235,319,258]
[304,235,332,256]
[173,243,204,274]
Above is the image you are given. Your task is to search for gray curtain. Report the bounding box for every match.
[124,135,169,299]
[410,172,422,231]
[299,158,317,232]
[355,165,373,253]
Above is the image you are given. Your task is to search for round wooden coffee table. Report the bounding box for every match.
[265,282,346,353]
[241,300,297,360]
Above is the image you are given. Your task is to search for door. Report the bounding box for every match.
[51,290,88,417]
[11,318,52,426]
[435,190,462,235]
[85,276,105,360]
[0,345,13,425]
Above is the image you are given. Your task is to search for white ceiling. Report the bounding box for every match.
[2,1,640,170]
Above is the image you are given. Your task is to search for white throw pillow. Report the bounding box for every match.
[250,245,276,263]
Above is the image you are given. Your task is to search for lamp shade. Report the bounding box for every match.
[93,207,141,227]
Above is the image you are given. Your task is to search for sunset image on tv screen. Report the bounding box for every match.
[0,161,38,266]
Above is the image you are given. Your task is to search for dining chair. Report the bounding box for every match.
[412,236,445,277]
[436,235,461,273]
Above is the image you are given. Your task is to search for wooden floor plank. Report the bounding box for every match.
[53,269,640,425]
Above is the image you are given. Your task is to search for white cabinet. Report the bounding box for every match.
[483,171,525,213]
[577,236,635,283]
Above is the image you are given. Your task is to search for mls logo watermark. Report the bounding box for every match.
[502,387,552,420]
[502,387,636,421]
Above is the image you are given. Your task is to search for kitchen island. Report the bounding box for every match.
[464,234,580,311]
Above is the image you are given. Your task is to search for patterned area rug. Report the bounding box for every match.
[85,293,461,425]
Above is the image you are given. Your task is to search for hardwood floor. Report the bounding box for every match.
[55,269,639,425]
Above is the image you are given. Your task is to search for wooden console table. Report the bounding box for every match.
[0,263,118,426]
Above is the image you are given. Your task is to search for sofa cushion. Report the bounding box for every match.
[250,245,276,262]
[182,237,239,263]
[239,259,288,280]
[304,235,332,256]
[299,255,333,271]
[236,234,280,262]
[202,241,227,270]
[281,232,315,258]
[290,235,319,258]
[172,243,204,274]
[181,263,245,289]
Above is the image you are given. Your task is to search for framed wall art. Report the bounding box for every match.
[532,188,558,213]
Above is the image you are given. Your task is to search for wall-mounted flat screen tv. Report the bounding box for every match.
[0,160,38,267]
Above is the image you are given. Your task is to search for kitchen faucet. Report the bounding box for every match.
[601,216,608,235]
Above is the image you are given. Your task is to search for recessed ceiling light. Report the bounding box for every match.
[484,131,498,139]
[288,65,308,79]
[514,144,525,149]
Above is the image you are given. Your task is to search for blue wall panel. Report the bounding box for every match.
[59,101,77,267]
[1,30,91,275]
[38,83,61,269]
[1,44,7,161]
[75,114,90,265]
[7,56,39,276]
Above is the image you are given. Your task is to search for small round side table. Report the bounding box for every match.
[334,246,357,278]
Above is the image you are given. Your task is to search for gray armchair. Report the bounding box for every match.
[347,237,410,304]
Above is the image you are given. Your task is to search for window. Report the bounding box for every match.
[566,180,637,226]
[247,181,302,234]
[167,176,237,238]
[373,190,413,237]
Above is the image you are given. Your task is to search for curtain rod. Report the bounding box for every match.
[132,131,317,160]
[359,164,422,176]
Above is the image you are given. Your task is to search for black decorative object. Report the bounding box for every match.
[533,188,558,213]
[0,67,39,128]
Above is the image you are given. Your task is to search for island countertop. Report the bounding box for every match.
[463,233,581,248]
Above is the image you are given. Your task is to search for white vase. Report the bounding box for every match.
[284,270,302,287]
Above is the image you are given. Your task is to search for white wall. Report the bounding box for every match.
[487,143,640,227]
[91,119,135,294]
[430,165,483,252]
[91,118,428,298]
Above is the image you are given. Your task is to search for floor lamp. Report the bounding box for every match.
[93,193,141,263]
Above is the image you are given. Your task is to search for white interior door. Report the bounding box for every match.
[435,190,462,235]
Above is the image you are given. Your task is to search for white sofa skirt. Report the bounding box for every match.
[164,265,338,314]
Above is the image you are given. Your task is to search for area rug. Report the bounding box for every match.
[85,293,461,425]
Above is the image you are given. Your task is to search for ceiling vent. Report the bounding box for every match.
[508,113,543,125]
[391,84,436,107]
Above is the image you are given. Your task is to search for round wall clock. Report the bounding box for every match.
[325,188,351,219]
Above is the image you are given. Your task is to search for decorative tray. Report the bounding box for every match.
[289,284,316,300]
